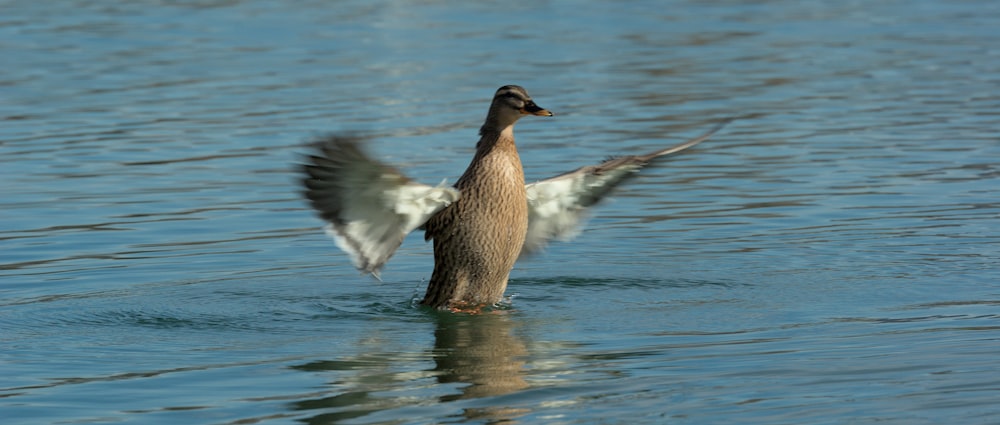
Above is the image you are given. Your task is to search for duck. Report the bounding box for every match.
[301,85,729,311]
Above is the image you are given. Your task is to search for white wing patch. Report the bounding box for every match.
[523,165,639,254]
[303,137,459,277]
[393,181,459,233]
[521,118,731,257]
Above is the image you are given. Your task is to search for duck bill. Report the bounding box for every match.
[521,101,554,116]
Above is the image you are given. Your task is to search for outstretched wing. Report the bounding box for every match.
[301,136,460,278]
[522,119,732,254]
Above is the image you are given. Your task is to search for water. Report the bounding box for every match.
[2,0,999,424]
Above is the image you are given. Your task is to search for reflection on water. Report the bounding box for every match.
[290,311,529,424]
[433,312,530,422]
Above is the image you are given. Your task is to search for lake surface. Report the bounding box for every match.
[2,1,999,424]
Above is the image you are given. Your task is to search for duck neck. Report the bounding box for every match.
[476,124,516,153]
[458,124,522,188]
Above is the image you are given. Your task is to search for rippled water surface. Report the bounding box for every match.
[3,1,999,424]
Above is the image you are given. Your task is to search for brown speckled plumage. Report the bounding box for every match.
[421,85,548,308]
[422,128,529,307]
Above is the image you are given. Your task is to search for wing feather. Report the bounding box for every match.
[522,119,731,255]
[301,136,459,277]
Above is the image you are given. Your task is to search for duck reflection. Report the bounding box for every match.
[289,310,530,424]
[432,311,530,421]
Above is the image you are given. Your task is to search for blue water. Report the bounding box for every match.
[2,1,999,424]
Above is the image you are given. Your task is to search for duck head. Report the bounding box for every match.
[480,85,553,135]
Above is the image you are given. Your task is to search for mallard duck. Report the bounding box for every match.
[301,85,729,310]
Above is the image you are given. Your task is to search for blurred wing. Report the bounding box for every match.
[522,119,731,255]
[301,136,460,277]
